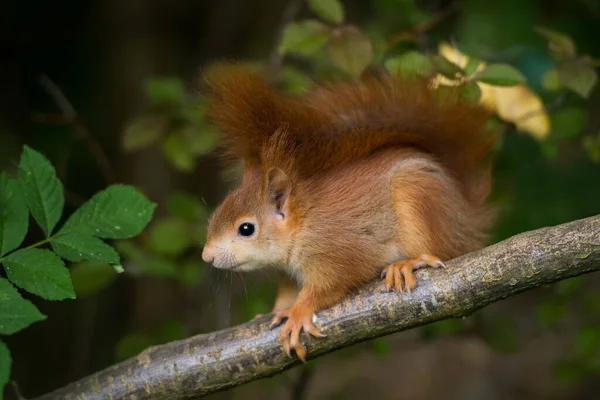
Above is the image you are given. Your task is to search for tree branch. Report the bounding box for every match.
[35,215,600,400]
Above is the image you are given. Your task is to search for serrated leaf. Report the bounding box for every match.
[475,64,526,86]
[557,58,598,98]
[122,114,168,152]
[51,232,120,264]
[18,146,64,237]
[161,134,195,172]
[279,20,331,56]
[0,277,46,334]
[0,340,10,399]
[3,248,74,300]
[535,26,576,60]
[385,51,434,77]
[0,173,29,256]
[148,217,191,256]
[328,26,374,77]
[309,0,344,24]
[60,184,156,239]
[144,77,185,106]
[70,261,116,297]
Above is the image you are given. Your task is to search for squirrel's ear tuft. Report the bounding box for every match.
[264,168,292,219]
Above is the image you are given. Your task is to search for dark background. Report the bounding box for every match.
[1,0,599,399]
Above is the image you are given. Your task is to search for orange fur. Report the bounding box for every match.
[202,65,498,361]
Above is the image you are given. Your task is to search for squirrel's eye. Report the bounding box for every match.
[238,222,255,237]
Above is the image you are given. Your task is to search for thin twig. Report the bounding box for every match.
[269,0,305,68]
[385,1,461,53]
[37,74,116,184]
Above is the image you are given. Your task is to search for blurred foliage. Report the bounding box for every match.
[114,0,600,388]
[1,0,600,398]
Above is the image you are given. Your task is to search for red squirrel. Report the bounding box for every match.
[201,66,496,361]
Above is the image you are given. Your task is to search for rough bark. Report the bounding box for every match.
[36,215,600,400]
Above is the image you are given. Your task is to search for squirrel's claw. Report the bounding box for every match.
[270,307,324,362]
[382,254,445,293]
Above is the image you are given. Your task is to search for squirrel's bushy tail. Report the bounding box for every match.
[205,66,497,209]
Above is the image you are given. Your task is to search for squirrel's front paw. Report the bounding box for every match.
[381,253,445,293]
[269,306,326,362]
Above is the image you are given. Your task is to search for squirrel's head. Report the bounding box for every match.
[202,167,296,271]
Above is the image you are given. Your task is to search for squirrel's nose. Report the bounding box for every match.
[202,246,214,264]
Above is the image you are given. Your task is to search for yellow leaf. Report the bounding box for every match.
[435,42,550,140]
[492,85,550,140]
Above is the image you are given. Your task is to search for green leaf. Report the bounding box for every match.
[0,340,10,399]
[279,20,331,56]
[161,134,195,172]
[430,55,463,79]
[309,0,344,24]
[0,277,46,335]
[115,333,156,362]
[384,51,434,77]
[51,232,120,264]
[166,192,205,221]
[180,125,217,157]
[281,66,313,94]
[122,114,168,152]
[328,26,374,77]
[113,264,125,273]
[0,173,29,256]
[463,56,481,77]
[535,26,576,60]
[18,146,64,237]
[542,68,562,91]
[147,217,191,256]
[3,248,75,300]
[550,107,588,141]
[60,184,156,239]
[474,63,527,86]
[557,58,598,98]
[144,77,185,106]
[459,82,482,103]
[70,262,116,297]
